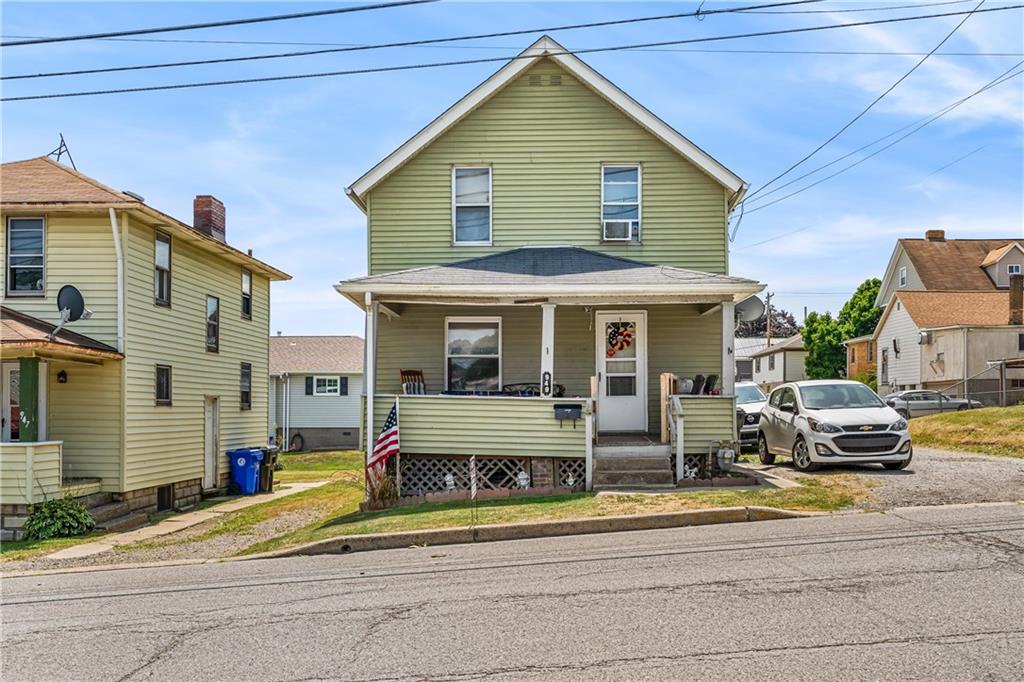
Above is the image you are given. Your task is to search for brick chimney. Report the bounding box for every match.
[1010,274,1023,326]
[193,195,225,242]
[925,229,945,242]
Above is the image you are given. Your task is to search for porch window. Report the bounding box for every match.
[240,362,252,410]
[155,365,172,406]
[601,165,640,242]
[6,217,45,295]
[154,231,171,306]
[452,167,491,244]
[445,318,501,391]
[206,296,220,352]
[241,268,252,320]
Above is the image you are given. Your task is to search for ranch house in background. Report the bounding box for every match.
[335,36,764,494]
[0,157,289,539]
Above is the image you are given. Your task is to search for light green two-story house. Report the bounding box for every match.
[0,157,289,537]
[336,37,763,492]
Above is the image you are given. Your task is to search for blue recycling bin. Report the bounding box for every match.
[227,448,264,495]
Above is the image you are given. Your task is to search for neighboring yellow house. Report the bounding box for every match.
[337,36,764,493]
[0,157,289,538]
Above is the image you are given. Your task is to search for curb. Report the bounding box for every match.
[255,505,817,559]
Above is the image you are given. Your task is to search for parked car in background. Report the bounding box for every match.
[758,380,913,471]
[735,382,768,451]
[883,390,982,419]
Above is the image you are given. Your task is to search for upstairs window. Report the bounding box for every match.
[1008,263,1022,276]
[452,167,491,244]
[898,266,908,288]
[206,296,220,352]
[6,217,45,296]
[601,165,641,242]
[240,362,252,410]
[154,231,171,306]
[155,365,172,406]
[241,268,252,320]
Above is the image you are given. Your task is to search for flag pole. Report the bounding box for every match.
[395,395,401,497]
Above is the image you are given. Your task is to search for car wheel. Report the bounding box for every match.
[897,409,910,419]
[758,434,775,465]
[792,437,818,472]
[957,404,968,411]
[883,453,912,470]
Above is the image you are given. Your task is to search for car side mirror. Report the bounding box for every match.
[779,403,795,414]
[886,400,896,408]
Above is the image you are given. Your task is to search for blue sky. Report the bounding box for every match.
[3,1,1022,335]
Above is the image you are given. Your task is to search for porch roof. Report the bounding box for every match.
[336,246,763,306]
[0,306,123,362]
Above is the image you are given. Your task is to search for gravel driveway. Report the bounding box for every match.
[754,446,1024,509]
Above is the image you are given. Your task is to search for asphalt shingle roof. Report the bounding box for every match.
[900,238,1020,291]
[896,291,1012,328]
[270,336,364,374]
[1,157,138,205]
[1,306,121,355]
[748,334,804,358]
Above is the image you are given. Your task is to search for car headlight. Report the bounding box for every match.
[890,418,908,431]
[744,413,760,425]
[807,417,842,434]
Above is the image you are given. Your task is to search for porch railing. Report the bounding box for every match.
[0,441,64,505]
[668,395,737,482]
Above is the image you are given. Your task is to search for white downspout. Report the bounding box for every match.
[108,208,125,353]
[284,374,290,451]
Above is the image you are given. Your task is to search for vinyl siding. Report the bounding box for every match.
[783,350,809,382]
[373,303,721,434]
[678,396,736,454]
[876,302,921,389]
[878,247,923,305]
[0,212,119,347]
[284,373,363,428]
[0,442,62,504]
[367,60,728,275]
[47,358,122,490]
[373,395,588,458]
[122,215,271,491]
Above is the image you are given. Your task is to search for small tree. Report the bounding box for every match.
[802,311,846,379]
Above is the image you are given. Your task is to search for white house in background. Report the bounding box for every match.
[269,335,364,451]
[874,282,1024,403]
[735,337,777,382]
[750,335,807,390]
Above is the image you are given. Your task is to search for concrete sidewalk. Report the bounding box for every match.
[45,481,328,560]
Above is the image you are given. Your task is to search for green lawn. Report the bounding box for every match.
[275,450,364,482]
[910,405,1024,458]
[1,532,111,562]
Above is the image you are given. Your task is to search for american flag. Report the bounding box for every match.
[368,401,399,470]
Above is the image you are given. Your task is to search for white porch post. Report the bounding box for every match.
[540,303,556,397]
[364,292,378,460]
[721,301,736,395]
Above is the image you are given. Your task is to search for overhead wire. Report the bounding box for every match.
[5,3,1022,102]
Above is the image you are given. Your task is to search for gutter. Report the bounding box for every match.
[108,208,125,354]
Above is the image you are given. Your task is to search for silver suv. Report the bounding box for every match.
[758,380,912,471]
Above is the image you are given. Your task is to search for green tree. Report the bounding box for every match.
[837,278,883,338]
[736,306,800,338]
[802,311,846,379]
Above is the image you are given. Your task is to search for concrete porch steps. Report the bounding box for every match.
[92,504,150,533]
[593,441,675,491]
[89,501,131,524]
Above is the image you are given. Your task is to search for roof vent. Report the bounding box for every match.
[123,190,145,202]
[549,74,562,86]
[925,229,945,242]
[528,74,542,87]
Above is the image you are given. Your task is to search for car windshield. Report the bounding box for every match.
[736,385,766,404]
[799,384,884,409]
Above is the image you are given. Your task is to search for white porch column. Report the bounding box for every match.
[540,303,556,397]
[364,293,378,458]
[721,302,736,395]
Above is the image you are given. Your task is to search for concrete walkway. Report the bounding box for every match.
[45,481,328,560]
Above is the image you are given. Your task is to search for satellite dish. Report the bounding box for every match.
[736,295,766,323]
[49,285,92,340]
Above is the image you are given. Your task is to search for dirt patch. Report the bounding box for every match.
[751,446,1024,510]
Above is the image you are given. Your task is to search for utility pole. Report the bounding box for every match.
[765,292,774,346]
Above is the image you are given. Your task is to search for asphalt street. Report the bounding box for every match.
[3,502,1022,681]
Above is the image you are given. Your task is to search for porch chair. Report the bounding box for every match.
[703,374,718,395]
[690,374,706,395]
[400,369,427,395]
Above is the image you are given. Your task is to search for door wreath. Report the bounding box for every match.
[606,321,635,357]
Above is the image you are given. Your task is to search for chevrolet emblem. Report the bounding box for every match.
[859,425,873,431]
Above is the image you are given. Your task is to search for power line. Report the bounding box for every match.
[741,0,975,12]
[5,3,1022,102]
[744,63,1024,214]
[0,0,437,48]
[3,0,825,81]
[914,144,988,182]
[741,0,989,205]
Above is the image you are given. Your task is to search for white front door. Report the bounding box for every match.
[2,364,20,442]
[203,396,220,489]
[596,311,647,432]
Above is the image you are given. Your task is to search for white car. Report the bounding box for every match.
[735,382,768,450]
[757,380,913,471]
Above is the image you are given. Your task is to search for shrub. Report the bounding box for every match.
[849,371,878,392]
[23,495,96,541]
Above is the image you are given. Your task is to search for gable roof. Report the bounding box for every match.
[270,335,364,374]
[749,334,804,358]
[346,35,745,211]
[1,156,139,206]
[878,291,1012,332]
[1,306,122,359]
[902,238,1017,289]
[980,241,1024,267]
[336,246,762,303]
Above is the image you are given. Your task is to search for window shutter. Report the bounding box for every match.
[339,377,348,396]
[305,376,314,395]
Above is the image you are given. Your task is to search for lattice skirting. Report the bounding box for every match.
[670,453,711,481]
[399,455,534,496]
[557,458,586,490]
